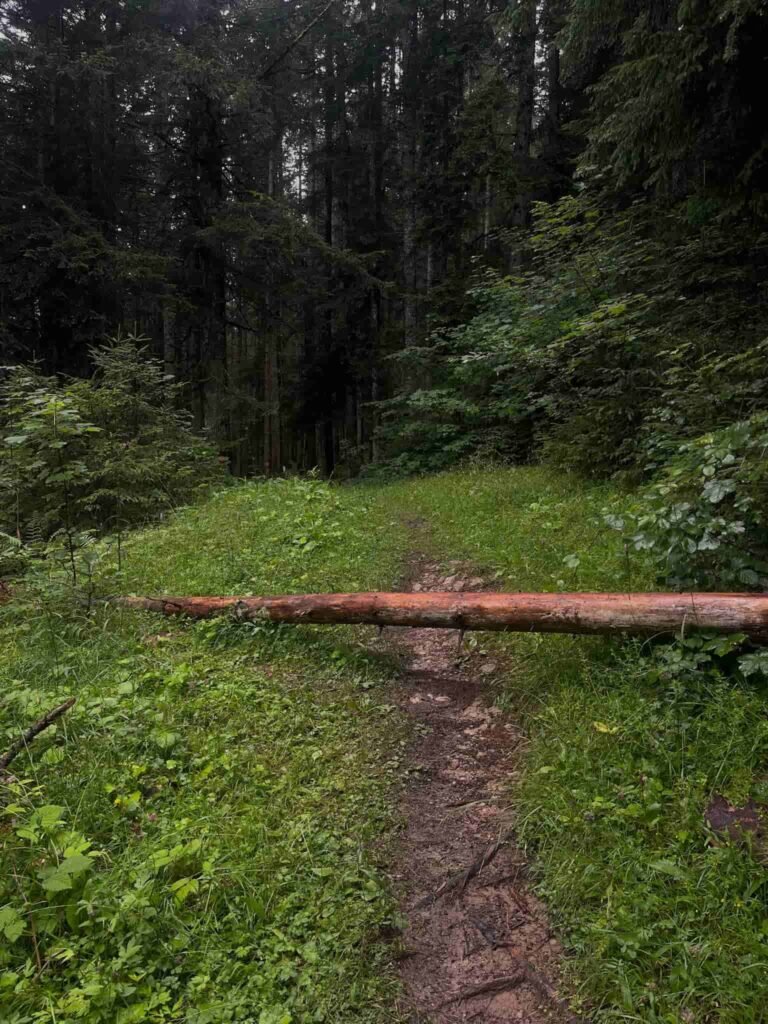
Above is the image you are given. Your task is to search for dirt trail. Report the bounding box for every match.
[384,556,577,1024]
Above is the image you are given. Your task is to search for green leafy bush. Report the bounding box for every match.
[617,416,768,590]
[379,190,768,486]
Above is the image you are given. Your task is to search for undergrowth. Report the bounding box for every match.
[0,478,409,1024]
[4,465,768,1023]
[387,466,768,1024]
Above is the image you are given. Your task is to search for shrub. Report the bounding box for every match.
[0,337,224,582]
[611,415,768,590]
[378,191,768,484]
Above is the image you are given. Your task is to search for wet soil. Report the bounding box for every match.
[383,557,578,1024]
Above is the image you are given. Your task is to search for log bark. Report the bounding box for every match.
[113,592,768,642]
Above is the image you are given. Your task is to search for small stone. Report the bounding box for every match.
[469,577,485,588]
[442,574,457,588]
[453,580,465,591]
[480,661,498,675]
[412,582,422,591]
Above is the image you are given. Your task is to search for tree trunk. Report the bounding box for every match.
[509,0,537,267]
[113,592,768,642]
[401,7,420,345]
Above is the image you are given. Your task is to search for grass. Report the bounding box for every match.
[0,478,410,1024]
[385,466,768,1024]
[3,466,768,1024]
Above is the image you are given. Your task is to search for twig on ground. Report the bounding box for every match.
[445,792,490,808]
[0,697,76,773]
[507,882,530,915]
[465,912,518,954]
[439,958,580,1021]
[438,970,526,1006]
[416,833,509,908]
[480,866,525,889]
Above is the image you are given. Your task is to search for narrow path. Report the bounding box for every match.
[384,556,577,1024]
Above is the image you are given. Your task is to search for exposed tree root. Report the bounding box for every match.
[440,958,581,1021]
[416,834,509,908]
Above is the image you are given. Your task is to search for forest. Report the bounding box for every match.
[2,1,768,1023]
[2,0,764,482]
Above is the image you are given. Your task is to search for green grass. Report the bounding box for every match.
[4,467,768,1024]
[0,478,410,1024]
[386,467,768,1024]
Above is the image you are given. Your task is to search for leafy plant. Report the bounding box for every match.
[612,415,768,590]
[379,183,768,488]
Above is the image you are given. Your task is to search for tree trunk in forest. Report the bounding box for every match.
[401,7,420,345]
[176,0,227,433]
[184,82,226,432]
[540,0,566,193]
[510,0,537,267]
[113,592,768,642]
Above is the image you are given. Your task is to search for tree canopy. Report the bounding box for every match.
[1,0,766,481]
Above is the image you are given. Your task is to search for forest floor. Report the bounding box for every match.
[2,468,768,1024]
[382,551,574,1023]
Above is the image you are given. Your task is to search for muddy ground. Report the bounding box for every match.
[382,557,579,1024]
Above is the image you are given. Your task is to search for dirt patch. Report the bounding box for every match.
[706,794,768,857]
[382,558,577,1023]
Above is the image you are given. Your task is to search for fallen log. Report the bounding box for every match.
[112,592,768,642]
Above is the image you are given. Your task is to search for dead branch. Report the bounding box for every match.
[417,835,508,908]
[258,0,337,80]
[0,698,76,773]
[439,970,527,1006]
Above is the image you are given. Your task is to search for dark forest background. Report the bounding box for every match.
[1,0,767,480]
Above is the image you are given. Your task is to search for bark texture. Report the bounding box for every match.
[113,592,768,641]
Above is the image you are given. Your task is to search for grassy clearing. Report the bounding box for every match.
[387,467,768,1024]
[4,466,768,1024]
[0,479,409,1024]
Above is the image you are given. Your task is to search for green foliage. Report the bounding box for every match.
[0,369,101,543]
[520,632,768,1023]
[74,338,225,535]
[0,337,224,582]
[564,0,768,198]
[381,185,768,483]
[614,416,768,590]
[380,171,768,602]
[0,478,409,1024]
[385,467,768,1022]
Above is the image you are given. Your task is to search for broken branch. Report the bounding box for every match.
[440,959,580,1021]
[0,698,76,774]
[417,835,508,908]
